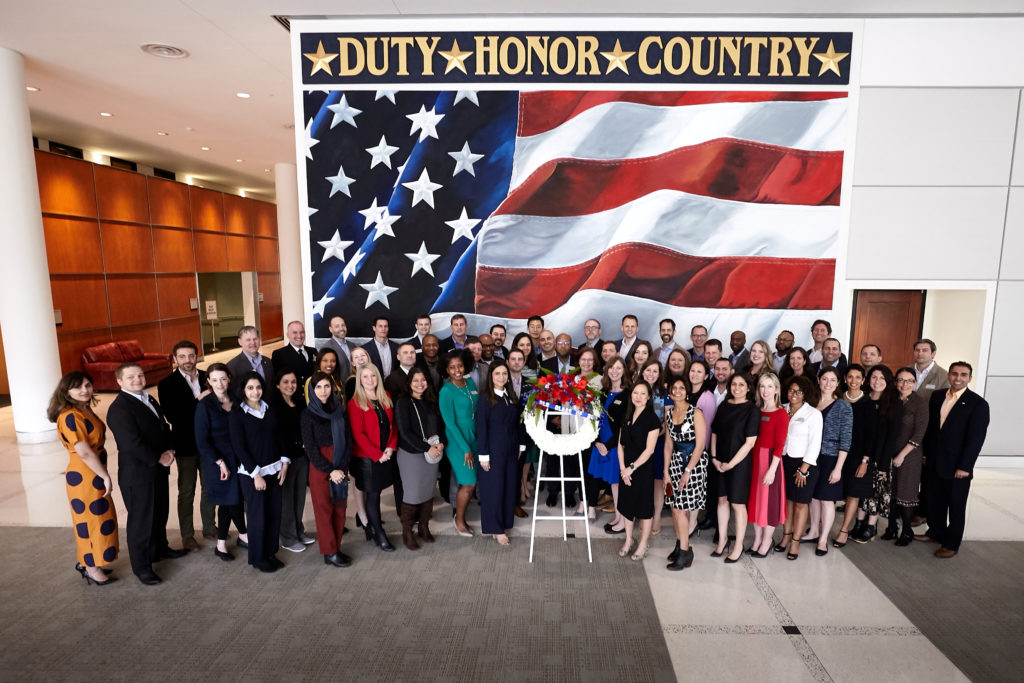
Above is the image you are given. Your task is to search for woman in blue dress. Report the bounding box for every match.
[589,356,631,535]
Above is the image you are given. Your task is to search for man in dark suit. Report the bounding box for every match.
[384,342,423,398]
[362,315,399,377]
[271,320,317,387]
[323,316,358,383]
[106,363,187,585]
[227,325,274,396]
[916,362,990,558]
[576,318,604,359]
[408,314,432,351]
[810,338,849,378]
[489,323,509,360]
[157,340,213,551]
[614,314,647,358]
[438,313,469,354]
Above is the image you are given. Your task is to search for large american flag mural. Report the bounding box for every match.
[293,26,856,343]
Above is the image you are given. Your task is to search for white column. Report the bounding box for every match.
[0,47,61,442]
[274,162,303,336]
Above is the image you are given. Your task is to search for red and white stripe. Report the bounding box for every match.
[475,90,847,329]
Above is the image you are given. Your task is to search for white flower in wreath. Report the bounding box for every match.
[524,410,600,456]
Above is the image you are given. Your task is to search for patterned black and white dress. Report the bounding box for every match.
[666,404,708,511]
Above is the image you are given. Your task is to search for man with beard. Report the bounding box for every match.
[773,330,795,372]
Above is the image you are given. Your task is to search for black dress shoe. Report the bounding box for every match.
[236,538,249,549]
[254,560,277,573]
[268,555,284,569]
[324,552,352,567]
[214,548,235,562]
[160,547,188,560]
[698,517,715,531]
[546,493,558,507]
[603,522,624,535]
[137,571,162,585]
[378,533,396,552]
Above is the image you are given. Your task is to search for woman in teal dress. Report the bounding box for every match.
[438,350,479,536]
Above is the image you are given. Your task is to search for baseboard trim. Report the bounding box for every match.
[977,456,1024,468]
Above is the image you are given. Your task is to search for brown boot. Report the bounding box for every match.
[418,500,435,543]
[400,504,420,550]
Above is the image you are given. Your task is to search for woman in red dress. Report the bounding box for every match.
[747,373,789,557]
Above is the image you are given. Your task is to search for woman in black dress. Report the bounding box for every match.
[834,364,881,548]
[854,365,900,544]
[229,371,289,572]
[710,373,760,562]
[194,363,247,561]
[616,380,662,561]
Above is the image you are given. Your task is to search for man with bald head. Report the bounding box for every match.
[541,333,575,374]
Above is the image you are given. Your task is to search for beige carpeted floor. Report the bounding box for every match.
[0,526,675,683]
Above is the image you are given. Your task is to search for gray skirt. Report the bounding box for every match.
[397,447,439,504]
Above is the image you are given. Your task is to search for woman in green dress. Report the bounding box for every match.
[438,350,479,536]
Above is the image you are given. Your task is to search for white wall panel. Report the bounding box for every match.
[1001,187,1024,279]
[846,187,1006,280]
[854,88,1018,186]
[987,281,1024,376]
[862,18,1024,88]
[1012,96,1024,187]
[980,376,1024,456]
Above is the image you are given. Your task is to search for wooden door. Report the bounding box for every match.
[850,290,924,370]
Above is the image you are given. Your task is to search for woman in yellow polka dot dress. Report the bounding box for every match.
[47,371,119,585]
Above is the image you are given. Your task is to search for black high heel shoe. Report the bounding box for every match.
[667,540,681,562]
[773,532,793,553]
[76,562,112,577]
[78,566,117,586]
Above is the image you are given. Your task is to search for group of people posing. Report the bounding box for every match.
[49,314,989,586]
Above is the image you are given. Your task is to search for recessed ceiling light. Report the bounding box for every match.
[25,86,39,92]
[235,159,244,163]
[264,168,271,174]
[185,126,194,132]
[200,146,210,151]
[236,92,251,99]
[157,131,168,136]
[141,43,189,59]
[100,112,113,117]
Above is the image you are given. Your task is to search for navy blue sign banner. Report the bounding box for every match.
[300,31,852,86]
[292,20,859,344]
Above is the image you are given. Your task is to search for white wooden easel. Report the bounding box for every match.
[528,407,593,563]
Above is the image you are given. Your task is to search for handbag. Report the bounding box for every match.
[319,445,349,502]
[412,400,443,464]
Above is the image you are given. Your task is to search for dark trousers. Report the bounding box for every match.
[239,473,282,565]
[581,448,600,507]
[175,452,215,539]
[217,503,246,540]
[308,467,346,555]
[478,453,517,534]
[393,470,404,514]
[438,457,453,504]
[279,456,309,545]
[925,474,972,552]
[119,470,170,577]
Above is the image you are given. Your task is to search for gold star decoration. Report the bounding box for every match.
[600,39,636,75]
[813,40,849,77]
[439,38,472,74]
[303,40,338,77]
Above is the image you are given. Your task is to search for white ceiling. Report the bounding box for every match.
[2,1,1020,202]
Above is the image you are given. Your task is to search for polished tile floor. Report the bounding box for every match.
[2,344,1019,682]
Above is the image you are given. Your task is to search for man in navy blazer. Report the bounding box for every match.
[916,362,990,557]
[107,363,187,585]
[227,326,274,396]
[362,316,399,377]
[271,320,317,387]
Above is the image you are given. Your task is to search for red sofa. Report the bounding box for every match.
[81,340,172,391]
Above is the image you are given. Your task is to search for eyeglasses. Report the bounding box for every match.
[555,341,572,346]
[896,378,915,385]
[787,388,803,395]
[584,325,600,330]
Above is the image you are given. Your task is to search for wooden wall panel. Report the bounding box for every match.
[153,227,196,273]
[224,194,253,235]
[100,222,154,273]
[193,231,229,272]
[106,275,158,326]
[156,274,197,319]
[160,317,202,353]
[260,305,283,340]
[254,237,279,272]
[35,151,97,218]
[43,217,103,274]
[253,200,278,238]
[189,186,224,232]
[226,235,255,272]
[148,176,191,228]
[50,275,109,331]
[57,328,114,374]
[94,165,149,223]
[258,272,281,307]
[109,323,163,356]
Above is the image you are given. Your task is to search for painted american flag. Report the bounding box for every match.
[303,89,846,342]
